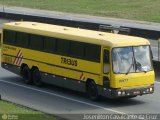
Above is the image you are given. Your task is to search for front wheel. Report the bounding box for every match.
[87,81,99,101]
[32,68,43,87]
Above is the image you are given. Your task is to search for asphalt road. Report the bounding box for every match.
[0,54,160,120]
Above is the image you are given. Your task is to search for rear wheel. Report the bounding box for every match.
[87,81,99,101]
[32,68,43,87]
[21,66,32,84]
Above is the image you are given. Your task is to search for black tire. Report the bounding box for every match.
[32,68,43,87]
[22,66,32,84]
[87,81,99,101]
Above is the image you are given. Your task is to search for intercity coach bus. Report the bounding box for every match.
[1,22,154,100]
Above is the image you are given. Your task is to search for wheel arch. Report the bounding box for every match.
[86,78,95,91]
[31,66,39,73]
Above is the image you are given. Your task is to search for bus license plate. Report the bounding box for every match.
[133,91,140,95]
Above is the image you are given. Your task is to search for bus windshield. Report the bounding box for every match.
[112,46,152,74]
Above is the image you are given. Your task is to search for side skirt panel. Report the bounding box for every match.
[41,72,86,92]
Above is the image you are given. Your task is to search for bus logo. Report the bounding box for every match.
[13,50,23,66]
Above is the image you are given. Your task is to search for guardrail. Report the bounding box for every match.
[0,11,160,40]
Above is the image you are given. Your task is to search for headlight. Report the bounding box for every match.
[146,89,149,92]
[122,91,125,96]
[150,88,153,92]
[118,91,122,96]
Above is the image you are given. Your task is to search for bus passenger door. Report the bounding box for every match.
[103,49,111,89]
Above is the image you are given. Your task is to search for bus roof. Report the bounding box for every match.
[3,21,150,47]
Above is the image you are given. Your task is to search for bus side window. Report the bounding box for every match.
[30,34,43,51]
[56,39,70,55]
[3,30,16,45]
[103,50,110,74]
[44,36,56,52]
[16,32,29,47]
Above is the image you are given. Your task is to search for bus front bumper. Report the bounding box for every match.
[100,85,154,99]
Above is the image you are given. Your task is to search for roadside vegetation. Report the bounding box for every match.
[0,0,159,23]
[0,100,56,120]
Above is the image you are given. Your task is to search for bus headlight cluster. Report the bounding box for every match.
[117,91,126,96]
[145,87,153,93]
[143,87,153,94]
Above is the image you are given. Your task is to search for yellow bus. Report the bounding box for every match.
[0,30,1,46]
[1,21,154,100]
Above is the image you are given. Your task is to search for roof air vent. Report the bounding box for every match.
[15,22,21,25]
[64,28,68,30]
[99,33,104,36]
[32,23,37,26]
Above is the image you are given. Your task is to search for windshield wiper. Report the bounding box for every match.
[126,62,134,75]
[126,61,147,74]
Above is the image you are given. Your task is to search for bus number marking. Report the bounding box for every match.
[61,57,77,66]
[119,79,128,83]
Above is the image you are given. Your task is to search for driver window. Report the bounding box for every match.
[103,50,110,74]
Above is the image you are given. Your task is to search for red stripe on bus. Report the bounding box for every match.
[15,51,22,65]
[13,50,21,64]
[17,54,23,66]
[80,73,83,80]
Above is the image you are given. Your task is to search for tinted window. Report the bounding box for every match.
[30,34,43,50]
[3,30,16,44]
[16,32,29,47]
[56,39,69,55]
[44,37,56,52]
[85,43,100,62]
[70,41,84,58]
[103,49,110,73]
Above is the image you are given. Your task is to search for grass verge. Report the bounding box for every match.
[0,0,159,23]
[0,100,57,120]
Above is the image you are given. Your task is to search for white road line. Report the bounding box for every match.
[0,79,126,114]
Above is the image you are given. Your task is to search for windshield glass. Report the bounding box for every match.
[112,46,152,74]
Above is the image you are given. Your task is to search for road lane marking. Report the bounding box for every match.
[0,79,126,114]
